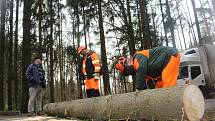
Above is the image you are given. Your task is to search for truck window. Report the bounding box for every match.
[185,50,196,55]
[191,66,201,79]
[179,66,188,79]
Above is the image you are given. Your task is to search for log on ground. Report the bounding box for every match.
[44,85,205,121]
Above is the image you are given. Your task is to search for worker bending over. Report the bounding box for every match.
[78,46,101,98]
[115,46,180,90]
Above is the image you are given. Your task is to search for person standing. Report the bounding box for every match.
[26,56,46,116]
[78,46,101,98]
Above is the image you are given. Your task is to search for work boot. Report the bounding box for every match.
[27,112,34,117]
[37,111,45,116]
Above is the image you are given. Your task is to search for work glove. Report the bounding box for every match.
[94,73,100,80]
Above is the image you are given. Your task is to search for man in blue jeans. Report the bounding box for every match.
[26,56,46,116]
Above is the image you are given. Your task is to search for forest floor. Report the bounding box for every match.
[1,99,215,121]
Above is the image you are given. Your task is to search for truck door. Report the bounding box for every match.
[178,66,190,86]
[190,65,205,86]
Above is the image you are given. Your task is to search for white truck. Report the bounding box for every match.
[177,44,215,98]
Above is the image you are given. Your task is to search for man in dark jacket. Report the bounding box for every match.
[26,56,46,116]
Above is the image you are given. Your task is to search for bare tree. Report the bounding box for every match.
[175,0,187,49]
[191,0,202,44]
[139,0,151,49]
[165,0,176,47]
[98,0,111,95]
[21,0,33,113]
[8,0,14,110]
[0,0,6,111]
[159,0,168,46]
[14,0,19,109]
[49,0,55,103]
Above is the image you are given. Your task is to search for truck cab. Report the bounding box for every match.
[177,45,215,98]
[178,64,205,86]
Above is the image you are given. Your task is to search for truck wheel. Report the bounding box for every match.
[198,86,209,99]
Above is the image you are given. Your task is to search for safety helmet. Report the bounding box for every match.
[77,46,86,54]
[115,56,126,73]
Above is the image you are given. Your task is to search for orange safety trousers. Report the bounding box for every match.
[85,78,99,90]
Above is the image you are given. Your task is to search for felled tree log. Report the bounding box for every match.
[44,85,205,121]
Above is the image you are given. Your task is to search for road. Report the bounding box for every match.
[205,98,215,109]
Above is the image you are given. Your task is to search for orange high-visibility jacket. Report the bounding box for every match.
[80,51,101,80]
[131,46,180,90]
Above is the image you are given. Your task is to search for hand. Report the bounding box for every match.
[81,80,85,85]
[94,73,100,80]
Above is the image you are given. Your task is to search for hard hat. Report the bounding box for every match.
[115,56,126,73]
[77,46,86,54]
[115,62,125,73]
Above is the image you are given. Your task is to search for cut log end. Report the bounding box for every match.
[183,85,205,121]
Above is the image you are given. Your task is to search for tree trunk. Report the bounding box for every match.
[73,1,83,99]
[72,14,82,99]
[44,85,205,121]
[38,0,43,57]
[21,0,32,113]
[98,0,111,95]
[14,0,19,110]
[159,0,168,46]
[191,0,202,44]
[139,0,151,49]
[176,27,183,50]
[8,0,14,111]
[135,0,143,49]
[118,0,135,56]
[166,0,176,47]
[126,0,136,56]
[212,0,215,13]
[0,0,6,111]
[83,6,87,48]
[175,0,187,49]
[49,0,54,103]
[185,0,197,45]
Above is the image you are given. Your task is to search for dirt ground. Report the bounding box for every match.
[202,99,215,121]
[1,99,215,121]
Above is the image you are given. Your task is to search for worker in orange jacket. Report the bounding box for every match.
[115,46,180,90]
[78,46,101,98]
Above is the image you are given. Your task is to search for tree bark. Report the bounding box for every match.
[126,0,136,56]
[49,0,54,103]
[165,0,176,47]
[44,85,205,120]
[135,0,143,49]
[191,0,202,44]
[21,0,32,113]
[98,0,111,95]
[38,0,43,57]
[139,0,151,49]
[82,6,87,48]
[74,2,83,98]
[8,0,14,111]
[0,0,6,111]
[14,0,19,110]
